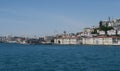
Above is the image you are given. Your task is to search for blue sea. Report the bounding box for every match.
[0,43,120,71]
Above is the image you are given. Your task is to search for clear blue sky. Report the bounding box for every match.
[0,0,120,37]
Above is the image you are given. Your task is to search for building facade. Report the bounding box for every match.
[82,36,120,45]
[54,37,82,45]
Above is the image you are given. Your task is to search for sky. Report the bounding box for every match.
[0,0,120,37]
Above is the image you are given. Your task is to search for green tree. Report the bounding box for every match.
[99,21,103,28]
[98,21,114,35]
[91,28,98,34]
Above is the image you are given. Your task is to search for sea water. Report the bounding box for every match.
[0,43,120,71]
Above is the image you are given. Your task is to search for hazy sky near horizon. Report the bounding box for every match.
[0,0,120,37]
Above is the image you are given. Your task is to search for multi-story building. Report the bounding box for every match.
[99,31,106,35]
[54,36,82,45]
[82,36,120,45]
[107,30,116,36]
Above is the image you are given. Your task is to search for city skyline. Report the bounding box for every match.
[0,0,120,37]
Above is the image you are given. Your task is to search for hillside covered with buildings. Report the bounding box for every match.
[54,18,120,45]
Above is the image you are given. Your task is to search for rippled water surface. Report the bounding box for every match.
[0,43,120,71]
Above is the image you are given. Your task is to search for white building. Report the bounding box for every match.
[107,30,116,35]
[99,31,105,35]
[82,36,120,45]
[117,30,120,35]
[84,28,93,33]
[54,37,82,45]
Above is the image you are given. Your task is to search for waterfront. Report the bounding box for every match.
[0,43,120,71]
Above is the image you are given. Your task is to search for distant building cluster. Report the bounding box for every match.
[101,18,120,28]
[0,36,54,45]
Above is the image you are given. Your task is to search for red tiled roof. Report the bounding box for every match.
[94,36,120,38]
[56,36,80,39]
